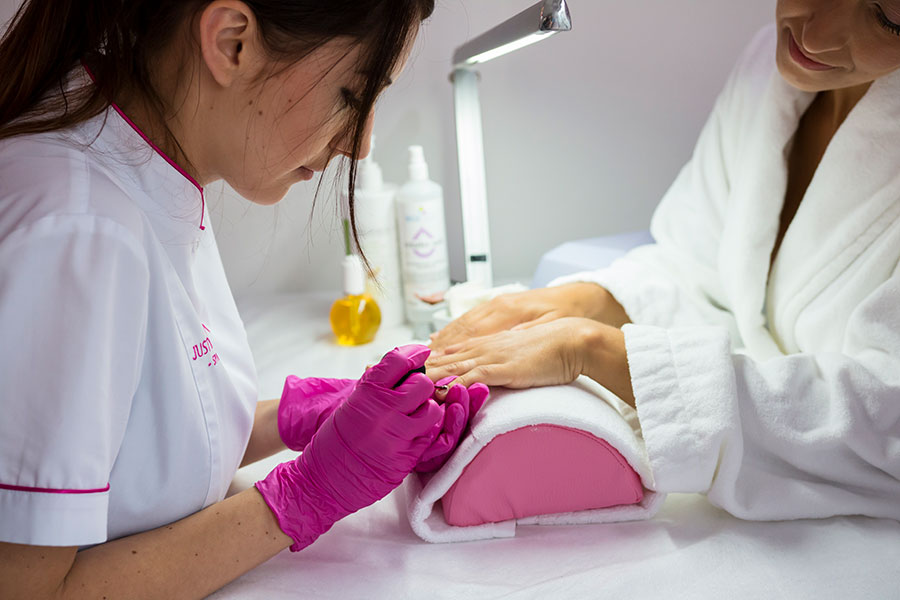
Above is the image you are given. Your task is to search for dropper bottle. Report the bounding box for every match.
[330,219,382,346]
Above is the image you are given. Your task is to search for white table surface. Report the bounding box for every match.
[210,293,900,600]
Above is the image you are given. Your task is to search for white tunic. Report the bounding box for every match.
[0,103,258,546]
[553,25,900,520]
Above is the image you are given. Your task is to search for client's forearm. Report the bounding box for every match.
[560,283,632,328]
[579,320,636,407]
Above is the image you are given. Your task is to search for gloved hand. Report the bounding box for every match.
[256,345,443,552]
[277,376,355,451]
[415,378,490,474]
[277,372,489,473]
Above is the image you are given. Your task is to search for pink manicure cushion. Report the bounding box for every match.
[441,424,643,527]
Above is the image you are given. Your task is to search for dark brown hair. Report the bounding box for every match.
[0,0,434,257]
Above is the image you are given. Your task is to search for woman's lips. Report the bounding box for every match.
[788,32,836,72]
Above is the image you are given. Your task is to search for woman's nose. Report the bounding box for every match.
[334,112,375,160]
[798,3,851,54]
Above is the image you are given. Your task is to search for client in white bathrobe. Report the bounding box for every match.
[428,1,900,521]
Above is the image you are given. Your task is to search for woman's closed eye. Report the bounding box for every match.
[340,88,363,112]
[875,3,900,36]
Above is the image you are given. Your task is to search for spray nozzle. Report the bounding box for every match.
[407,145,430,182]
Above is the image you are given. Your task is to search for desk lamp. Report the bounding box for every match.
[451,0,572,288]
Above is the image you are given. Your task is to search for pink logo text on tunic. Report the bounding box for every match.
[192,324,220,367]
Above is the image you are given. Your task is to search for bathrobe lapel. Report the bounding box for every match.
[768,69,900,352]
[719,70,814,358]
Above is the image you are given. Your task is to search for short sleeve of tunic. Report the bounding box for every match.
[0,153,150,546]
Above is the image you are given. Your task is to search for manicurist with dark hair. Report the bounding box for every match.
[0,2,485,597]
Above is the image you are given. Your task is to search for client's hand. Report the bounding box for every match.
[428,286,574,352]
[426,318,635,406]
[429,283,624,353]
[256,345,443,552]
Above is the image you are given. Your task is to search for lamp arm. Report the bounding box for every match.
[453,0,571,67]
[448,0,572,287]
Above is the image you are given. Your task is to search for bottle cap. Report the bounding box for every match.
[342,254,366,295]
[408,145,429,182]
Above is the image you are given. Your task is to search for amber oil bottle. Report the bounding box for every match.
[330,220,381,345]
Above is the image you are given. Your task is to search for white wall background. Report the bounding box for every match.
[2,0,775,297]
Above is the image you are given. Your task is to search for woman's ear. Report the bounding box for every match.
[197,0,260,88]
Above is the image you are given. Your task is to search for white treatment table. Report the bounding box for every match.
[210,291,900,600]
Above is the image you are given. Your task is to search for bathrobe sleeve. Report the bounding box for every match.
[0,214,149,546]
[624,271,900,520]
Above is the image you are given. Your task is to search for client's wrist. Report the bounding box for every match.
[578,320,635,407]
[564,283,630,328]
[557,283,611,320]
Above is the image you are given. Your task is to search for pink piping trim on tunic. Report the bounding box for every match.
[0,482,111,494]
[81,63,206,230]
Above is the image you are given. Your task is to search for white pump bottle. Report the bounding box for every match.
[395,145,451,337]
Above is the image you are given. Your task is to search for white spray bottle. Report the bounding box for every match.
[395,145,451,338]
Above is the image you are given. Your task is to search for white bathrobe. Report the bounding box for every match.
[552,25,900,520]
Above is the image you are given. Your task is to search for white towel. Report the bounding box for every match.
[406,377,666,543]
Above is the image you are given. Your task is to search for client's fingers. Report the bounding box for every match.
[431,375,458,402]
[428,360,504,391]
[441,382,469,414]
[435,375,458,387]
[510,314,555,331]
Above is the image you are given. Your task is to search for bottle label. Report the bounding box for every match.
[397,200,450,312]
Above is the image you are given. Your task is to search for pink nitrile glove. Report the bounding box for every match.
[415,377,490,474]
[277,376,355,451]
[278,375,488,472]
[256,345,443,552]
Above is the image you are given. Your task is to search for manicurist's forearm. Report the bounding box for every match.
[241,399,287,467]
[60,488,291,600]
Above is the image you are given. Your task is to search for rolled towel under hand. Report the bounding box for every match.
[406,377,666,544]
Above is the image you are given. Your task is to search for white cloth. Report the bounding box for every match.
[551,25,900,520]
[407,378,666,543]
[0,105,258,546]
